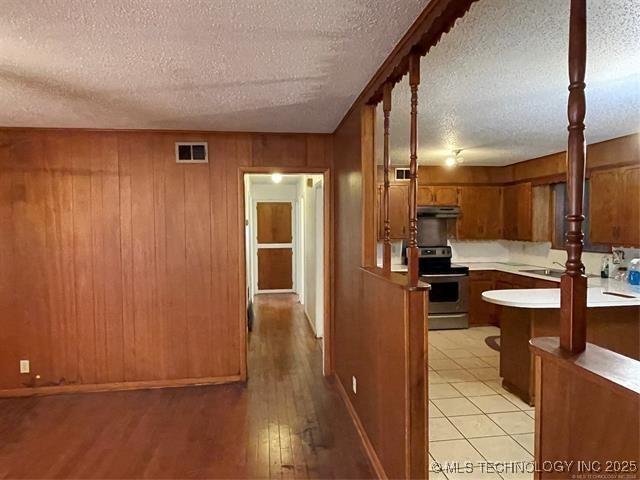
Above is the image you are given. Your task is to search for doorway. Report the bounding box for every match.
[242,171,329,375]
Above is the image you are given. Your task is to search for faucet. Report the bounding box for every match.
[552,261,565,269]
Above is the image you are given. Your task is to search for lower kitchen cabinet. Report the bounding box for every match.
[469,271,558,326]
[468,271,497,326]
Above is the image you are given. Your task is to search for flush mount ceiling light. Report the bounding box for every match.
[271,172,283,184]
[444,149,464,167]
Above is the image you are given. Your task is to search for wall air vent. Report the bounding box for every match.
[175,142,208,163]
[395,167,410,181]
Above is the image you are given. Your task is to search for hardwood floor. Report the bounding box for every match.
[0,294,374,479]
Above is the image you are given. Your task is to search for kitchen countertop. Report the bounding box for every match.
[482,278,640,308]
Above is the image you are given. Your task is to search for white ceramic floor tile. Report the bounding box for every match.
[429,358,462,370]
[525,410,535,419]
[445,468,504,480]
[483,380,503,393]
[433,397,482,416]
[469,435,533,463]
[501,391,532,410]
[429,439,485,465]
[488,411,535,434]
[467,367,501,381]
[451,381,496,397]
[430,417,464,441]
[435,369,477,383]
[468,345,499,357]
[430,383,464,399]
[448,414,506,438]
[499,471,535,480]
[429,400,445,418]
[479,355,500,367]
[441,348,477,359]
[454,357,491,369]
[429,347,448,360]
[512,433,535,454]
[429,372,447,384]
[468,395,520,414]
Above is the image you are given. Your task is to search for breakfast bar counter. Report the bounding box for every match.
[482,280,640,405]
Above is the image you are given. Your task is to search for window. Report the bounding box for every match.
[552,181,609,253]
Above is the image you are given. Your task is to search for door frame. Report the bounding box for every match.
[239,167,333,379]
[252,199,296,294]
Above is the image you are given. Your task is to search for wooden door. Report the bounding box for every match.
[256,202,293,291]
[389,185,409,239]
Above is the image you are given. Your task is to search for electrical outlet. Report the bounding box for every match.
[352,376,357,394]
[19,360,30,374]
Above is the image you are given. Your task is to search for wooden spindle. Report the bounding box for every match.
[382,83,392,274]
[407,53,420,286]
[560,0,588,353]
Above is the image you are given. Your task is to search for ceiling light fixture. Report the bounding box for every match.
[271,172,283,184]
[445,149,464,167]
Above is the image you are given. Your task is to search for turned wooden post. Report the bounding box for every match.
[560,0,588,353]
[407,53,420,286]
[382,83,393,274]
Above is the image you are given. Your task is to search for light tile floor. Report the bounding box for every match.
[428,326,536,480]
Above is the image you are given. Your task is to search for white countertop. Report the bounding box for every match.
[482,278,640,308]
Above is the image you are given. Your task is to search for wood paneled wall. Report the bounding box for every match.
[401,132,640,186]
[0,128,331,393]
[333,108,430,478]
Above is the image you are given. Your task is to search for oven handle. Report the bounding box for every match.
[420,274,468,278]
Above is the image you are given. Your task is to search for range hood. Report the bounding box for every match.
[417,205,460,219]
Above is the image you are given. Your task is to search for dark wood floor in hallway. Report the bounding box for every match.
[0,294,374,479]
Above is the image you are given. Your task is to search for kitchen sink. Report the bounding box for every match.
[521,268,565,278]
[521,268,597,279]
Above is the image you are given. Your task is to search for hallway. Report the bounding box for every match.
[0,294,373,479]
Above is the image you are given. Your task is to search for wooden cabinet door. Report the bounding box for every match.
[417,186,433,205]
[458,186,502,239]
[433,186,458,205]
[388,184,409,239]
[502,183,532,240]
[620,165,640,246]
[469,275,497,325]
[589,168,620,244]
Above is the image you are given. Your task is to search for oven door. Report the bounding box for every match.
[420,274,469,314]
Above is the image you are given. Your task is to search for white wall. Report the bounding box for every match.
[301,176,324,337]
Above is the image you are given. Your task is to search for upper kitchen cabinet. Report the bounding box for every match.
[417,186,459,206]
[377,184,409,240]
[457,186,502,239]
[590,165,640,246]
[502,182,532,241]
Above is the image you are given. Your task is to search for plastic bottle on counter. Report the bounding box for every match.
[628,259,640,286]
[600,255,611,278]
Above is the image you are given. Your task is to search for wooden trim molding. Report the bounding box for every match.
[0,375,242,398]
[334,374,387,479]
[334,0,478,132]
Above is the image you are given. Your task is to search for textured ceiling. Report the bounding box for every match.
[379,0,640,166]
[0,0,429,132]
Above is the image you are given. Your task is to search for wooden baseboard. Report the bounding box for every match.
[0,374,243,398]
[333,373,387,480]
